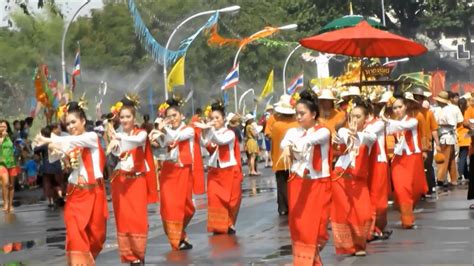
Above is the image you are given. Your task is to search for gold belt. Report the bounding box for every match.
[111,170,145,182]
[331,169,353,181]
[71,179,104,189]
[66,179,104,197]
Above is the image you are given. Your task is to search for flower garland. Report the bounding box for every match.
[67,147,83,170]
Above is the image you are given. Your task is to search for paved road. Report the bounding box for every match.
[1,166,474,265]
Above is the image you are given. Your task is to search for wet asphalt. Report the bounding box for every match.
[1,165,473,265]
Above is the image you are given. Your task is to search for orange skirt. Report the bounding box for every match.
[367,161,389,236]
[391,153,426,228]
[111,171,148,263]
[159,162,195,250]
[331,168,372,255]
[207,166,242,233]
[64,181,108,265]
[288,174,331,266]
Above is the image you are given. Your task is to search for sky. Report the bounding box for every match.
[1,0,104,27]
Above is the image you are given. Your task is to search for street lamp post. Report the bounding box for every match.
[381,0,386,26]
[232,23,297,112]
[61,0,90,100]
[282,44,302,94]
[163,5,240,100]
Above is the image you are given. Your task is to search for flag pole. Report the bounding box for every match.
[77,41,82,93]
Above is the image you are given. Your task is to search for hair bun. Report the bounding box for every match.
[166,94,184,108]
[210,99,225,113]
[299,89,318,103]
[121,97,135,107]
[122,93,140,108]
[66,101,82,112]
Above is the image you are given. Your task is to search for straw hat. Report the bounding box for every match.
[227,113,241,127]
[226,112,236,122]
[434,91,450,104]
[376,91,393,104]
[404,92,417,102]
[243,113,255,123]
[434,152,445,164]
[336,91,350,105]
[461,92,472,99]
[410,87,425,97]
[319,89,336,100]
[265,105,274,111]
[347,86,361,96]
[274,94,296,115]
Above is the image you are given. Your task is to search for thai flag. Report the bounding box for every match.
[72,49,80,76]
[71,49,80,91]
[287,73,304,94]
[221,64,239,91]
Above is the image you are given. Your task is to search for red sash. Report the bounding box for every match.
[81,136,105,184]
[128,128,158,203]
[191,128,205,195]
[217,130,234,163]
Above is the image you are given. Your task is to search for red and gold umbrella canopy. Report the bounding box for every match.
[300,20,427,58]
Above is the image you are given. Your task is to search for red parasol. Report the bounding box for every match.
[300,20,427,58]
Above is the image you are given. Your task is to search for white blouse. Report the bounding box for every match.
[202,127,237,168]
[49,132,103,184]
[158,123,195,164]
[386,116,420,155]
[334,128,376,170]
[280,126,331,179]
[112,130,150,172]
[364,119,388,163]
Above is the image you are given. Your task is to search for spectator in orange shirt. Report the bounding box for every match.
[457,97,470,183]
[264,95,298,215]
[463,93,474,209]
[412,88,441,197]
[318,89,346,135]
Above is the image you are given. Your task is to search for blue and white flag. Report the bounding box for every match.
[287,73,304,94]
[221,63,239,91]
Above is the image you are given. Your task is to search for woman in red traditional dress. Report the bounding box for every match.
[34,101,108,265]
[195,100,242,235]
[149,97,197,250]
[107,95,158,264]
[279,90,332,266]
[365,104,391,241]
[331,98,376,256]
[382,93,425,229]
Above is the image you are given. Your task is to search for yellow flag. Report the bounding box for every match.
[259,69,274,100]
[167,57,185,92]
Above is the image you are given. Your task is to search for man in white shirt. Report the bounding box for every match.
[433,91,464,187]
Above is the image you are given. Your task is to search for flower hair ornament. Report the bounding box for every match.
[204,105,212,118]
[158,102,169,117]
[56,104,68,119]
[110,101,123,116]
[78,93,88,110]
[290,92,301,107]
